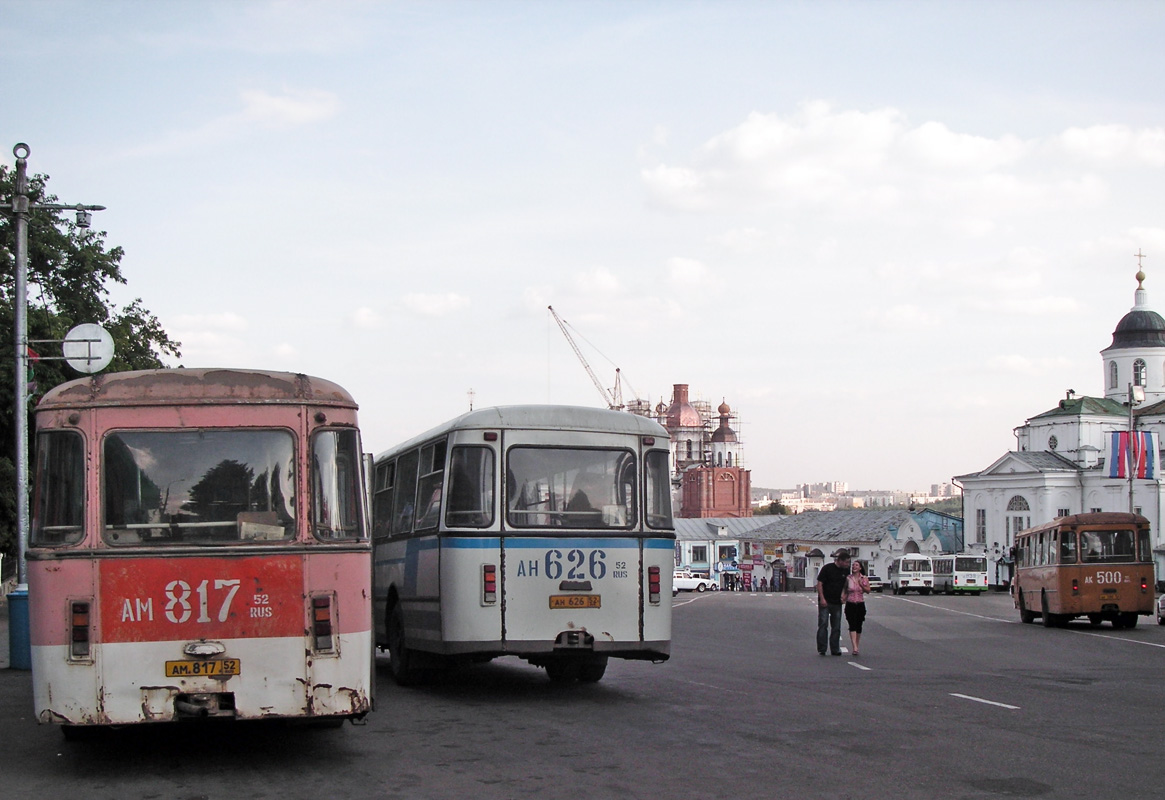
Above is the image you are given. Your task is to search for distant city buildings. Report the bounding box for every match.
[751,483,959,514]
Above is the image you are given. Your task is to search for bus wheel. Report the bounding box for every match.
[1120,612,1139,629]
[1040,594,1057,628]
[546,658,580,683]
[387,603,420,686]
[1088,613,1103,627]
[578,656,608,683]
[1018,594,1035,624]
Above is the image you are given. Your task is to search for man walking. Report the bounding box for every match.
[816,550,850,656]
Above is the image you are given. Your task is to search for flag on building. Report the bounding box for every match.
[1109,430,1159,479]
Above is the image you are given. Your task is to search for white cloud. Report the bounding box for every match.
[573,267,621,294]
[1059,124,1165,166]
[125,87,341,157]
[640,103,1163,225]
[350,307,383,330]
[402,292,471,316]
[667,257,707,285]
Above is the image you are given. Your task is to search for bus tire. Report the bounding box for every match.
[1018,593,1035,624]
[387,602,420,686]
[1041,593,1057,628]
[578,656,608,683]
[1120,612,1139,629]
[1088,613,1103,627]
[546,658,580,683]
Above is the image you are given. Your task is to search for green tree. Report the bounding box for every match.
[1,165,181,563]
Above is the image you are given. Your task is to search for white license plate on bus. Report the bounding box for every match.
[164,659,241,678]
[549,595,601,609]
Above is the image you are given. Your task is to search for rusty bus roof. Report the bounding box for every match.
[36,368,358,409]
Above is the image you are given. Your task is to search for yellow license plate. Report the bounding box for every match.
[549,595,601,609]
[164,659,241,678]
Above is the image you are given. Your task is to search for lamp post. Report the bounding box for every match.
[6,143,104,669]
[1127,382,1145,515]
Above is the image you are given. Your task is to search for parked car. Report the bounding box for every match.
[673,569,718,594]
[867,574,884,593]
[1157,593,1165,625]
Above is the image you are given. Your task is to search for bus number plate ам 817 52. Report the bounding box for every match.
[164,658,241,677]
[549,595,601,610]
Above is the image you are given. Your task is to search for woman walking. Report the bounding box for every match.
[844,561,871,656]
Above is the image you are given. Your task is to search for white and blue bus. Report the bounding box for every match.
[932,553,989,595]
[887,554,934,595]
[371,405,674,684]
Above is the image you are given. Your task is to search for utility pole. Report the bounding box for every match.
[5,143,105,669]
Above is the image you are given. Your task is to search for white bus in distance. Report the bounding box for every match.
[932,553,989,595]
[887,554,934,595]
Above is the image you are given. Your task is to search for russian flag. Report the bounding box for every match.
[1109,431,1159,479]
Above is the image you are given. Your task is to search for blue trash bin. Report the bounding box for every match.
[8,586,31,670]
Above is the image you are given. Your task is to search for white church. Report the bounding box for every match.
[957,267,1165,588]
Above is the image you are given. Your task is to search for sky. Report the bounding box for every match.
[4,0,1165,492]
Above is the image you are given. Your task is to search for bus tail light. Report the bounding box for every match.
[70,601,91,659]
[648,566,661,604]
[311,596,334,652]
[1071,578,1080,596]
[1142,576,1149,594]
[483,564,497,605]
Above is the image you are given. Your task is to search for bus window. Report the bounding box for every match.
[645,450,673,529]
[414,441,447,531]
[372,460,395,539]
[1080,529,1137,563]
[1059,532,1077,564]
[31,430,85,546]
[507,447,635,530]
[1139,527,1152,561]
[445,446,494,528]
[103,429,296,545]
[311,428,365,541]
[392,449,419,535]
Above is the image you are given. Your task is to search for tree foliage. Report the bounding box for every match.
[1,165,181,563]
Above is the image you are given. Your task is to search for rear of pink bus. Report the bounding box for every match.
[28,369,372,735]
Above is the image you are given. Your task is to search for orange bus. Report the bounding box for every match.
[1012,512,1154,629]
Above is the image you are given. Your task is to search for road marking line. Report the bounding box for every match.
[893,597,1165,648]
[849,662,872,671]
[950,692,1019,710]
[893,596,1015,623]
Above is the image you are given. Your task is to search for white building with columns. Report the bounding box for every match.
[957,268,1165,587]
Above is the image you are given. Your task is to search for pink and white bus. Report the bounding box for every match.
[28,369,372,736]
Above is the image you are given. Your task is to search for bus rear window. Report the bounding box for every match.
[507,447,636,530]
[32,430,85,546]
[1080,529,1138,563]
[103,429,296,546]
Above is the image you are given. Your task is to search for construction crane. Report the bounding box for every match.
[547,305,625,410]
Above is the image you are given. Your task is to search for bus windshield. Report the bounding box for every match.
[956,556,986,571]
[103,429,296,545]
[507,447,636,529]
[1079,529,1140,563]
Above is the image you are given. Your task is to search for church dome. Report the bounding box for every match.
[666,383,703,428]
[1108,268,1165,349]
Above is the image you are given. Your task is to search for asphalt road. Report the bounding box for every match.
[2,589,1164,799]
